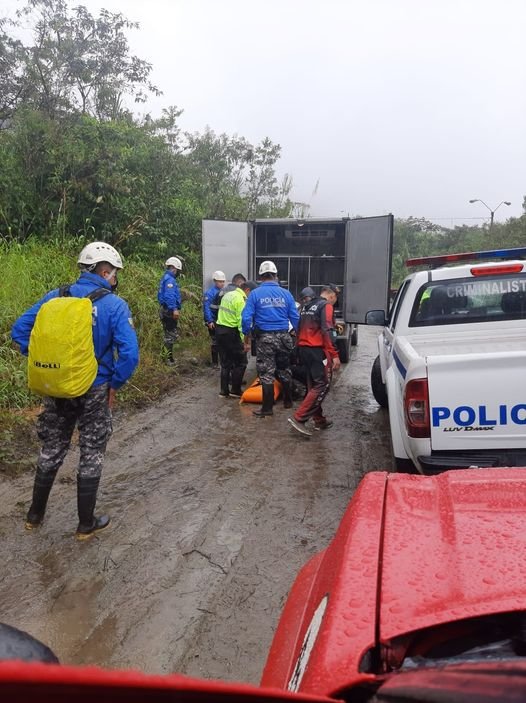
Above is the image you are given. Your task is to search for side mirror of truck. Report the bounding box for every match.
[365,310,386,326]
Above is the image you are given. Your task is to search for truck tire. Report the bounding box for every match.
[336,336,350,364]
[371,356,388,407]
[351,325,358,346]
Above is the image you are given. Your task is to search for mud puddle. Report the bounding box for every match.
[0,326,391,683]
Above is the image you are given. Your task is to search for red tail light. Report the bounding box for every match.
[404,378,430,438]
[470,263,523,276]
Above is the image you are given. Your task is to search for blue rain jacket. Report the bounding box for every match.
[241,280,299,335]
[11,272,139,390]
[203,284,223,324]
[157,270,181,311]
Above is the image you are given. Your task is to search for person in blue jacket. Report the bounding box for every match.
[242,260,299,417]
[158,256,182,365]
[203,270,226,366]
[11,242,139,540]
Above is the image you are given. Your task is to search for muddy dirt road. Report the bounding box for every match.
[0,327,391,683]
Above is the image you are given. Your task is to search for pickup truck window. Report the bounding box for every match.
[409,274,526,326]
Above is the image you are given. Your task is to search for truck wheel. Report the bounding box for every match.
[336,336,350,364]
[351,325,358,346]
[371,356,388,407]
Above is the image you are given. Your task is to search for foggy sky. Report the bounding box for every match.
[7,0,526,225]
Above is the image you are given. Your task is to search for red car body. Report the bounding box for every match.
[261,468,526,698]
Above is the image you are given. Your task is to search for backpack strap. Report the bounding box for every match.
[86,288,113,363]
[58,285,72,297]
[87,288,112,303]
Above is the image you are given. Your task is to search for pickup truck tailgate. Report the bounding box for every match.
[428,351,526,451]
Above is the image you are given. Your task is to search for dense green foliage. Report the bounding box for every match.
[0,1,294,258]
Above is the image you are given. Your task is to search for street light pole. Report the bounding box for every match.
[469,199,511,229]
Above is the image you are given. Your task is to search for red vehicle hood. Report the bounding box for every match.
[380,468,526,640]
[262,468,526,697]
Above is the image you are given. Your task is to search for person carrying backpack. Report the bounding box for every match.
[11,242,139,540]
[202,270,226,366]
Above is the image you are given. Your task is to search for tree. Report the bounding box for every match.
[0,19,27,126]
[3,0,161,121]
[184,129,293,219]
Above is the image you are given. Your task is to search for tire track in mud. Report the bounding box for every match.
[0,327,391,682]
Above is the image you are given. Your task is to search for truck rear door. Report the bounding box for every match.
[344,214,393,324]
[202,219,250,288]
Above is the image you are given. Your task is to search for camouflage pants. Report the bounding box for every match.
[36,383,112,479]
[255,331,294,385]
[159,306,179,345]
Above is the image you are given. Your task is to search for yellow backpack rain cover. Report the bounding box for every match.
[28,292,102,399]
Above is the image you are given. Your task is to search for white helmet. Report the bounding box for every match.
[165,256,183,270]
[212,270,226,281]
[259,260,278,275]
[78,241,123,269]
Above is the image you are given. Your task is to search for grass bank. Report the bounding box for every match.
[0,239,209,472]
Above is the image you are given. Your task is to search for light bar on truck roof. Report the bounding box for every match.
[406,247,526,268]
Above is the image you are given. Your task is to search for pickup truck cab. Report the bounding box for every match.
[367,248,526,473]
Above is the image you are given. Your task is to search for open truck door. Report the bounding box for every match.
[202,219,251,288]
[344,214,393,323]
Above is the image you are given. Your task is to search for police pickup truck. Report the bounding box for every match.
[367,247,526,474]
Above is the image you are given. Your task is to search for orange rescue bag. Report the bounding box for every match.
[240,377,282,404]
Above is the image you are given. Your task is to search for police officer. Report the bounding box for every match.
[11,242,139,539]
[242,260,299,417]
[158,256,182,365]
[203,270,226,366]
[216,280,257,397]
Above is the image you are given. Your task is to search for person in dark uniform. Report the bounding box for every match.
[288,284,341,436]
[241,260,299,417]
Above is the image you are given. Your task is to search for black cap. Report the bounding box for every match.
[299,286,315,299]
[243,280,258,291]
[324,283,341,295]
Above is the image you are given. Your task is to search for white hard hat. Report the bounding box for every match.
[212,270,226,281]
[259,260,278,275]
[165,256,183,270]
[78,241,123,269]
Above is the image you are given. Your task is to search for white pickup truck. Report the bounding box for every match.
[367,248,526,474]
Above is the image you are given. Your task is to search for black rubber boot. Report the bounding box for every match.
[25,469,56,530]
[76,476,111,541]
[219,367,230,397]
[230,366,246,397]
[165,344,175,366]
[281,381,293,409]
[253,384,274,417]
